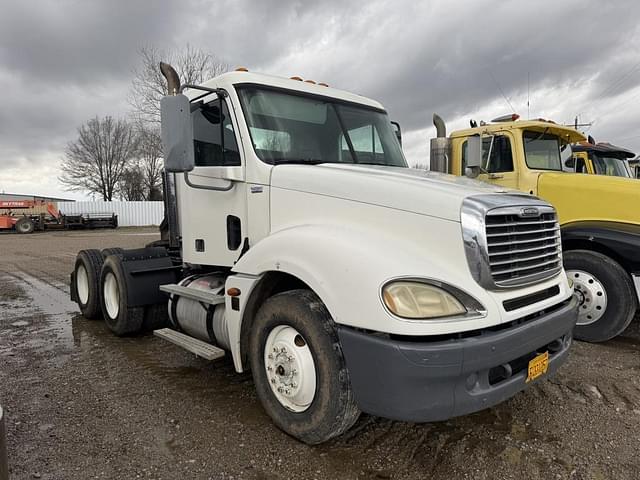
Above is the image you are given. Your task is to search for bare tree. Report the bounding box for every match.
[135,124,164,199]
[118,163,146,201]
[128,44,228,125]
[60,117,139,201]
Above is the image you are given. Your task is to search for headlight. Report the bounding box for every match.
[382,281,467,319]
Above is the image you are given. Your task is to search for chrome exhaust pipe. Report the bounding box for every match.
[430,113,451,173]
[433,113,447,138]
[160,62,181,95]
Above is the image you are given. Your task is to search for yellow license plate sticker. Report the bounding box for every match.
[526,351,549,383]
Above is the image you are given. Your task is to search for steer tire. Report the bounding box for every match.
[249,289,360,444]
[564,250,637,343]
[100,255,144,336]
[15,217,35,234]
[73,249,104,320]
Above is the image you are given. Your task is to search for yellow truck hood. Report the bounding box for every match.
[537,172,639,225]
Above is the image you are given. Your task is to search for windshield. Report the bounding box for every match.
[523,131,562,171]
[592,155,631,177]
[237,86,407,167]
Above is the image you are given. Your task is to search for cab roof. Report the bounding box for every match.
[571,141,635,158]
[450,119,586,143]
[190,70,386,112]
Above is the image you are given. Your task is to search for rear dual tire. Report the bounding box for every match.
[73,249,104,319]
[100,255,144,336]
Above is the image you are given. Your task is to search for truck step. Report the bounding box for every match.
[154,328,225,361]
[160,284,225,305]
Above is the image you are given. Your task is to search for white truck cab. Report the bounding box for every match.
[70,64,578,444]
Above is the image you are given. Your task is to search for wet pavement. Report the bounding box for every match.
[1,228,639,479]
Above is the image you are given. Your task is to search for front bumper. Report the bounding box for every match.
[338,295,578,422]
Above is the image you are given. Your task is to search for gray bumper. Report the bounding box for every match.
[338,295,578,423]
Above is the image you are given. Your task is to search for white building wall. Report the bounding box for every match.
[58,201,164,227]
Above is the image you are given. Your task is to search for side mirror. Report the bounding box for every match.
[391,121,402,146]
[161,94,195,173]
[465,135,482,178]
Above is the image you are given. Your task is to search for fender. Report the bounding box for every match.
[231,223,486,335]
[561,221,640,273]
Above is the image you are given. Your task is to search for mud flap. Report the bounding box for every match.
[118,247,180,307]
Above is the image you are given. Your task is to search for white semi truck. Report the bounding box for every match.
[70,63,578,444]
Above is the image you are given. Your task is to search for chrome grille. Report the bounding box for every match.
[485,207,562,287]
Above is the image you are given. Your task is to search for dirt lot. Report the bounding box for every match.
[0,228,639,480]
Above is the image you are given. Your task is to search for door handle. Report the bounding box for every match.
[488,173,504,179]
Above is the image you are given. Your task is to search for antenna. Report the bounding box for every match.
[527,72,530,119]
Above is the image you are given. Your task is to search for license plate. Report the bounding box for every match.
[526,351,549,383]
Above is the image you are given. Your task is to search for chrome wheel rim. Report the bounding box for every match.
[76,264,89,305]
[103,272,120,319]
[264,325,316,412]
[568,269,607,326]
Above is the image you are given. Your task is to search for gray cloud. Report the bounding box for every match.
[2,0,640,198]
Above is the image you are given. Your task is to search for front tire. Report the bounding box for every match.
[15,217,34,234]
[100,255,144,336]
[564,250,637,342]
[249,290,360,444]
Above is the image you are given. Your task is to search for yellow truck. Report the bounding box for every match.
[568,140,635,178]
[429,114,640,342]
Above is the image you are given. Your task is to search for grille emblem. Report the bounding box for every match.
[519,207,540,218]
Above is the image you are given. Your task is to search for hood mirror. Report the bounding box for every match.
[465,135,482,178]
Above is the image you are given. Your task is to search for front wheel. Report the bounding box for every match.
[15,217,34,234]
[564,250,637,342]
[249,290,360,444]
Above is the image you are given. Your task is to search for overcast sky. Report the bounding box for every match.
[2,0,640,199]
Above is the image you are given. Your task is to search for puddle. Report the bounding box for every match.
[0,271,76,352]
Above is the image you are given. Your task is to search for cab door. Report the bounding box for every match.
[476,134,519,189]
[178,95,248,267]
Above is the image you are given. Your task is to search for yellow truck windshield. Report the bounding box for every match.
[523,131,562,171]
[592,155,631,177]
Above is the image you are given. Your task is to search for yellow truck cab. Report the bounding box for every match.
[430,114,640,342]
[569,140,635,178]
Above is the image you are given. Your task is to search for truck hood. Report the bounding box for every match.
[270,164,511,222]
[537,172,640,225]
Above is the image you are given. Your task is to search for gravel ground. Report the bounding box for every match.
[0,228,639,480]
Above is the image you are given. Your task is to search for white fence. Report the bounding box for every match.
[58,201,164,227]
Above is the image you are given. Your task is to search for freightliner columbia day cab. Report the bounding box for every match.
[70,65,578,444]
[430,114,640,343]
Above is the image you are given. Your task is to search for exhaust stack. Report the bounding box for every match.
[430,113,452,173]
[160,62,181,95]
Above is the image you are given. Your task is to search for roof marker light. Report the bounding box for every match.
[318,82,329,87]
[304,79,316,84]
[235,67,249,72]
[491,113,520,122]
[290,76,303,81]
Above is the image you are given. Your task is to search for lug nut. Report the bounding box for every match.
[268,354,273,359]
[291,382,298,388]
[285,389,291,395]
[267,366,272,371]
[271,378,276,384]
